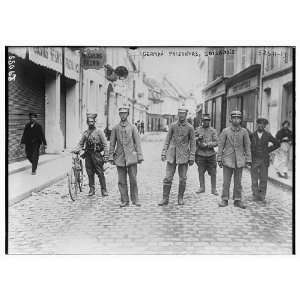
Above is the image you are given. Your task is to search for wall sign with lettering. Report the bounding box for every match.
[82,47,106,70]
[28,47,63,73]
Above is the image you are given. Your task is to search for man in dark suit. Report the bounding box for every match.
[20,113,47,175]
[250,118,280,202]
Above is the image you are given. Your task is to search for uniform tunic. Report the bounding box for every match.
[161,121,196,164]
[77,127,108,190]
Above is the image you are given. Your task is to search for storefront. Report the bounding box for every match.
[8,47,80,162]
[8,48,47,162]
[226,64,260,132]
[261,64,293,135]
[203,77,227,133]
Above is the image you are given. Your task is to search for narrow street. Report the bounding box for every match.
[8,134,293,254]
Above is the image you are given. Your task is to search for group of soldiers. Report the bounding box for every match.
[72,103,280,209]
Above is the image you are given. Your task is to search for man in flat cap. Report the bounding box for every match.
[217,110,251,209]
[109,104,143,207]
[20,113,47,175]
[195,113,219,195]
[159,104,196,206]
[73,113,109,197]
[250,117,279,202]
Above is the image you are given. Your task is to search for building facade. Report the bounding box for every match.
[8,47,81,162]
[261,47,294,135]
[199,47,294,135]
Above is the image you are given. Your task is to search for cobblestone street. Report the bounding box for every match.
[8,135,293,254]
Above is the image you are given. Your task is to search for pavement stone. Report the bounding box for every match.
[8,134,293,254]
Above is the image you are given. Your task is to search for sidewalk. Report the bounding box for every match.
[8,153,72,206]
[9,154,63,175]
[267,164,293,190]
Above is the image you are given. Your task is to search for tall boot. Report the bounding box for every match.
[88,175,95,196]
[178,183,186,205]
[88,186,95,196]
[196,171,205,193]
[211,174,218,195]
[99,174,108,196]
[158,184,171,206]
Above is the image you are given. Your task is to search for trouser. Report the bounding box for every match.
[25,143,40,172]
[221,166,243,201]
[163,162,188,188]
[117,164,138,204]
[251,159,268,199]
[195,154,217,190]
[85,151,107,191]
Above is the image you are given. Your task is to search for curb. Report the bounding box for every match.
[267,176,292,191]
[9,172,68,207]
[245,168,292,191]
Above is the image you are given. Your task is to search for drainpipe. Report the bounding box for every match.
[132,79,136,123]
[259,47,265,117]
[79,48,84,132]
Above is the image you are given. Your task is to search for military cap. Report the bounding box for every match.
[230,110,242,118]
[202,113,211,120]
[178,104,188,113]
[29,112,38,117]
[86,113,97,120]
[118,103,130,113]
[256,117,269,125]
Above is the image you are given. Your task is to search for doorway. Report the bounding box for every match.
[282,82,293,129]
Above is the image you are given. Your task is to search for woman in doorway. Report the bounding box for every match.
[274,120,293,179]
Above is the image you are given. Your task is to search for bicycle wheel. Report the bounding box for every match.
[78,160,84,192]
[68,167,79,201]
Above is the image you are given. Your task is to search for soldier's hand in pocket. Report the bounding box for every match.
[218,161,223,168]
[188,160,194,166]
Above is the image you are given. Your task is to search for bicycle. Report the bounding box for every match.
[67,152,84,201]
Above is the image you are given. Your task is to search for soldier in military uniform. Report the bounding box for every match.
[159,104,196,206]
[109,104,144,207]
[217,110,252,209]
[73,113,109,197]
[195,113,219,195]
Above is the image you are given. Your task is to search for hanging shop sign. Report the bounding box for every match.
[28,47,63,73]
[82,47,106,69]
[227,76,259,97]
[204,82,226,101]
[64,48,80,81]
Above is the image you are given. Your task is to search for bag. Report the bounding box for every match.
[126,151,138,166]
[125,126,138,166]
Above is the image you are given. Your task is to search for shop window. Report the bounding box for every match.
[225,52,235,76]
[250,48,257,65]
[284,47,293,64]
[241,93,256,131]
[241,48,247,70]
